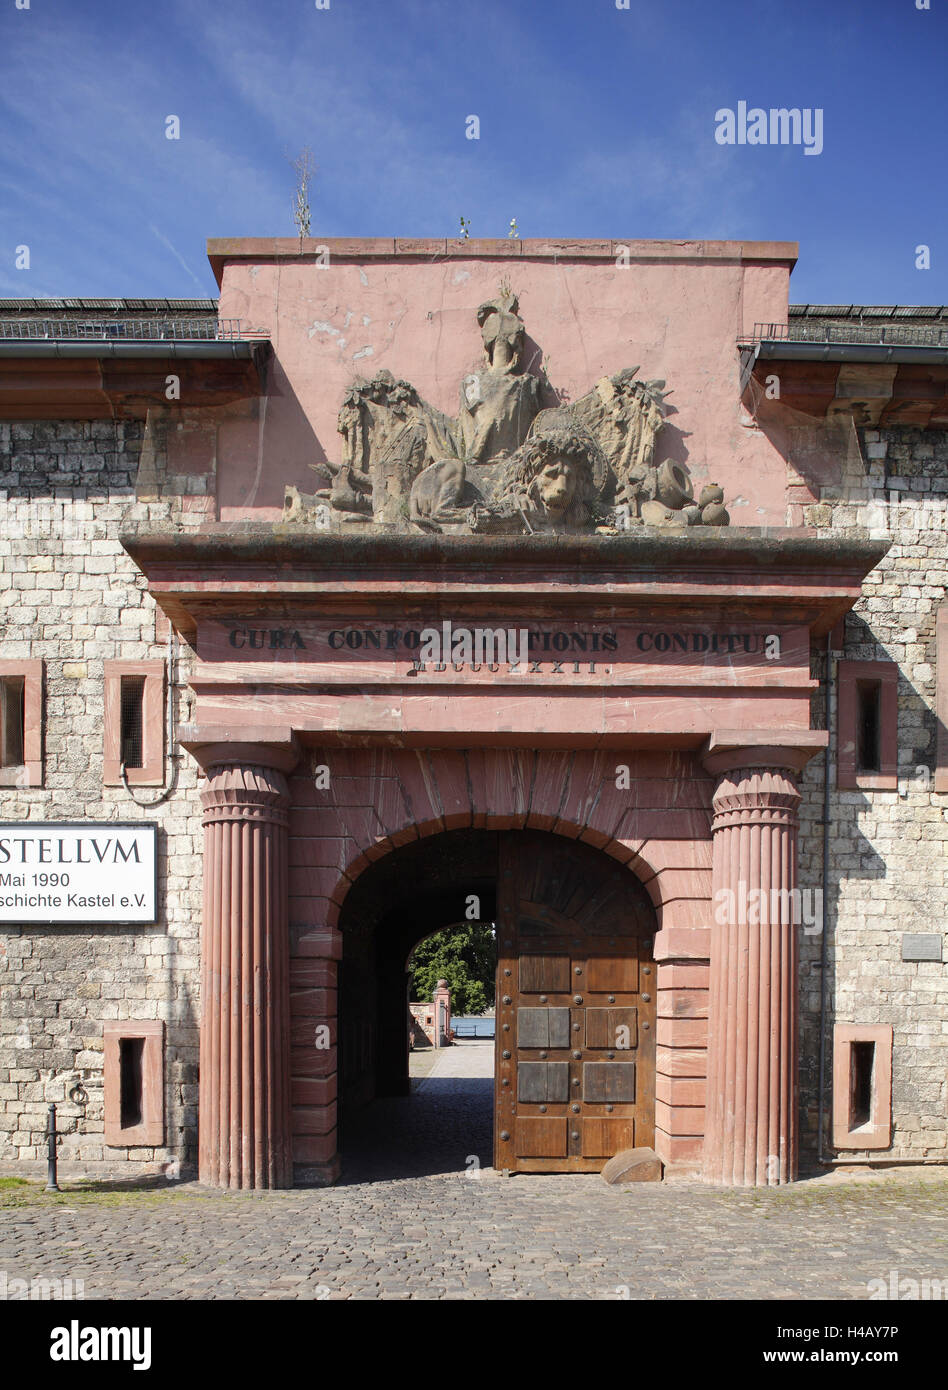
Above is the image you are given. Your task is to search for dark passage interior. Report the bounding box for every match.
[338,830,499,1181]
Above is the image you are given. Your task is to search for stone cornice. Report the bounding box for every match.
[121,522,887,572]
[206,236,798,286]
[702,729,828,777]
[121,523,889,640]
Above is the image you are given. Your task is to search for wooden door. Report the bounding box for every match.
[494,832,656,1173]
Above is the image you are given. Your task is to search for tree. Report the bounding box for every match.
[409,922,496,1016]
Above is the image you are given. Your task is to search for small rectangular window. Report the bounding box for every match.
[832,1024,892,1150]
[856,680,881,773]
[104,1021,164,1147]
[120,676,146,770]
[119,1037,145,1129]
[849,1040,875,1129]
[837,660,898,791]
[104,660,164,786]
[0,675,25,768]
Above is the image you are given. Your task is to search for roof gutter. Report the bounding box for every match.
[743,340,948,365]
[0,341,264,360]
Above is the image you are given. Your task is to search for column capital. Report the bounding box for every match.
[701,728,827,779]
[708,766,801,833]
[179,724,301,777]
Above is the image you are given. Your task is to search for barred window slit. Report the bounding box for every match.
[119,675,146,770]
[0,675,25,768]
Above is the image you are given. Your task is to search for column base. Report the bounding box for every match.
[661,1162,704,1183]
[293,1158,342,1187]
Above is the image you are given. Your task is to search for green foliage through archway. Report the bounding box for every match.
[409,922,496,1016]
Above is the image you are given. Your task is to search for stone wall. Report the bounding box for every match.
[796,425,948,1164]
[0,420,203,1178]
[408,1003,436,1046]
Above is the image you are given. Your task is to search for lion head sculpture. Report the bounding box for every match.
[502,408,606,531]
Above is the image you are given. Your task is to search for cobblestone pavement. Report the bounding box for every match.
[1,1041,946,1300]
[340,1038,494,1183]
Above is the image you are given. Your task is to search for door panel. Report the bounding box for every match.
[586,956,639,992]
[582,1119,635,1157]
[515,1118,568,1157]
[585,1007,638,1050]
[518,1061,570,1102]
[583,1061,636,1103]
[494,831,656,1173]
[518,954,571,992]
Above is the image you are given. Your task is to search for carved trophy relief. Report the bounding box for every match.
[456,288,542,466]
[284,286,731,535]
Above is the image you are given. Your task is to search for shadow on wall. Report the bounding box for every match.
[163,933,199,1179]
[217,364,326,517]
[844,610,938,800]
[748,391,868,502]
[5,901,198,1182]
[136,366,325,523]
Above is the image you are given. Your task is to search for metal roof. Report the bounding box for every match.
[789,304,948,322]
[0,298,218,311]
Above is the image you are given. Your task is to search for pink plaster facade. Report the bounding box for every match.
[208,238,796,526]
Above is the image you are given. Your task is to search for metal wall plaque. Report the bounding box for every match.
[518,1062,570,1103]
[901,933,943,963]
[583,1062,637,1104]
[518,1007,570,1049]
[0,823,158,925]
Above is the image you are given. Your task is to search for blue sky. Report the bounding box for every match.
[1,0,945,305]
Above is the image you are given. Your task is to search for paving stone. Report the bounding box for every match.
[1,1041,947,1299]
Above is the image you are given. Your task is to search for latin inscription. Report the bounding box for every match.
[229,629,306,650]
[220,626,776,658]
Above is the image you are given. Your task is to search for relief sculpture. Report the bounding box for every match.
[285,284,731,534]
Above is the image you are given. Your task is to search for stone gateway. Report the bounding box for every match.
[0,238,946,1188]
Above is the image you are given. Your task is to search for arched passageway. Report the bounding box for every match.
[337,829,656,1181]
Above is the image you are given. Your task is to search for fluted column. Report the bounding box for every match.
[195,741,298,1189]
[701,738,822,1186]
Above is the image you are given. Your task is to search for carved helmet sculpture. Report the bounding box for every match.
[476,289,525,373]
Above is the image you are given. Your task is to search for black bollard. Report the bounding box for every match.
[45,1103,60,1192]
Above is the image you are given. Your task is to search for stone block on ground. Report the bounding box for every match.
[601,1147,663,1184]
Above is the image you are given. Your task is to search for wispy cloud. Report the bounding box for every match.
[148,224,206,291]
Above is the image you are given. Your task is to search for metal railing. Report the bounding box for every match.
[0,316,245,342]
[747,321,948,348]
[451,1017,496,1039]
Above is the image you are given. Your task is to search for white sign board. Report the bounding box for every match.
[0,823,157,924]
